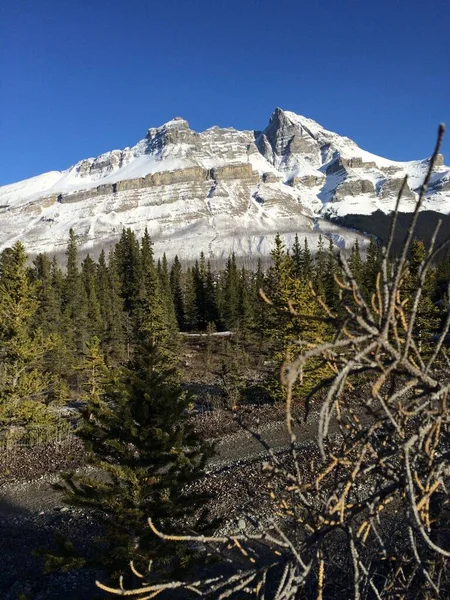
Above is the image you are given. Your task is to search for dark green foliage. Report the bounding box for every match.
[322,238,340,310]
[332,210,450,251]
[62,229,91,371]
[169,255,186,330]
[96,250,126,363]
[348,239,364,286]
[2,225,446,444]
[183,267,198,331]
[220,253,241,330]
[364,236,382,295]
[115,228,142,315]
[136,231,177,353]
[0,242,60,434]
[59,342,213,576]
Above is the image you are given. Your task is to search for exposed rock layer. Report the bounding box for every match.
[0,109,448,259]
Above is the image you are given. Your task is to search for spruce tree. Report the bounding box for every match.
[61,229,90,373]
[237,266,254,336]
[406,239,440,352]
[115,228,142,316]
[322,238,340,311]
[136,231,176,352]
[264,234,329,401]
[291,234,303,278]
[170,255,186,331]
[302,238,313,281]
[183,267,199,331]
[82,254,103,339]
[313,234,327,297]
[348,239,364,287]
[58,342,213,577]
[96,250,126,363]
[204,261,219,328]
[192,255,207,330]
[0,243,58,436]
[221,253,240,329]
[364,236,382,296]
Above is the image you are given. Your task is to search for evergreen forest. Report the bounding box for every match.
[1,227,449,596]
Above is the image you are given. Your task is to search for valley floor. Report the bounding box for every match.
[0,405,325,599]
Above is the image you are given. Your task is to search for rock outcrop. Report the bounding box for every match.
[1,108,448,259]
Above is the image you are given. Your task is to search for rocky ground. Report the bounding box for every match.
[0,403,324,600]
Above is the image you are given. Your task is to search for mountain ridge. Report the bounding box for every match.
[1,109,448,259]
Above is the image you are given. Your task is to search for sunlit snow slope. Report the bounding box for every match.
[1,109,448,259]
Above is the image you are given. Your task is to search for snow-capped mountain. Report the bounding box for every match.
[1,109,448,259]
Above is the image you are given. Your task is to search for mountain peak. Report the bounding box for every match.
[0,109,448,261]
[146,117,190,140]
[161,116,190,129]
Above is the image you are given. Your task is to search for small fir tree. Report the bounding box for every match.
[0,243,59,436]
[58,342,213,577]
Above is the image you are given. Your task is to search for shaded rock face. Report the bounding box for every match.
[334,179,375,200]
[288,175,324,188]
[1,108,449,260]
[145,118,201,155]
[380,178,415,200]
[257,107,320,170]
[326,157,377,175]
[73,148,134,181]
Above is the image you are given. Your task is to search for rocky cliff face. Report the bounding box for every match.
[0,109,448,259]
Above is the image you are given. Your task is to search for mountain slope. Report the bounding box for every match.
[1,109,448,258]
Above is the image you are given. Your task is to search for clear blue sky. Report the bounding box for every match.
[1,0,449,186]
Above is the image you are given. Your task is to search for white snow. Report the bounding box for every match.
[0,109,448,259]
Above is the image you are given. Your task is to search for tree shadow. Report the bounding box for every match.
[0,495,105,599]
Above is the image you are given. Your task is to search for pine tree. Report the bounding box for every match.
[136,231,175,351]
[61,229,90,372]
[313,234,327,297]
[96,250,126,363]
[291,234,303,278]
[115,228,142,316]
[183,267,198,331]
[30,253,69,404]
[265,233,293,322]
[31,253,62,336]
[170,256,186,331]
[221,253,241,330]
[263,234,329,401]
[405,239,440,352]
[158,253,178,334]
[204,261,219,328]
[237,266,254,335]
[322,238,340,311]
[302,238,313,281]
[348,239,364,287]
[252,259,268,347]
[364,236,382,297]
[192,255,207,330]
[81,254,103,339]
[58,342,213,577]
[0,243,58,436]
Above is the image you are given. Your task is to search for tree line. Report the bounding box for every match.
[1,228,449,437]
[1,226,449,589]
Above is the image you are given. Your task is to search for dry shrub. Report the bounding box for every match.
[98,126,450,599]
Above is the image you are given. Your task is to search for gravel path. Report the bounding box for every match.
[0,410,324,599]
